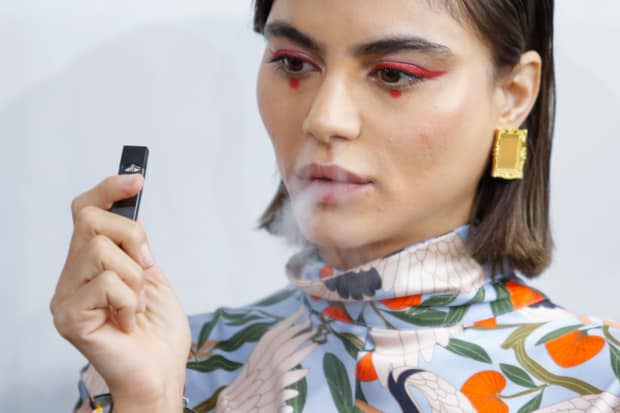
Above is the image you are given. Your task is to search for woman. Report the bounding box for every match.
[51,0,620,412]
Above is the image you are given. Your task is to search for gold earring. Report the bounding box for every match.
[491,127,528,180]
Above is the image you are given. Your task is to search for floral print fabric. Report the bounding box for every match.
[75,226,620,412]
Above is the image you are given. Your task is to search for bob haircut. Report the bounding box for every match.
[254,0,556,277]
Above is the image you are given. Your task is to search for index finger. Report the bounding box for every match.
[71,174,144,223]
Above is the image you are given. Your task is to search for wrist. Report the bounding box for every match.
[110,378,185,412]
[111,394,184,413]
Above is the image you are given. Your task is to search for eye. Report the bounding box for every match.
[371,67,424,90]
[268,51,318,76]
[370,62,445,91]
[378,68,421,85]
[280,56,306,72]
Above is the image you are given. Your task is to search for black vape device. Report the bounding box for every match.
[110,146,149,221]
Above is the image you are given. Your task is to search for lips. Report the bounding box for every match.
[295,163,372,203]
[296,163,371,185]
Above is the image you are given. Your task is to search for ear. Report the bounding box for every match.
[496,50,542,128]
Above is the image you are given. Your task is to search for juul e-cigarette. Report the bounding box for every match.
[110,145,149,221]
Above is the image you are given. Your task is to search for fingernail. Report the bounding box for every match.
[138,289,147,313]
[119,174,139,185]
[139,243,155,268]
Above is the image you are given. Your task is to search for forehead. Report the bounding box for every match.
[266,0,480,58]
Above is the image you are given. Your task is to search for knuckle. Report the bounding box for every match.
[128,222,147,245]
[75,205,99,230]
[89,235,111,259]
[98,270,118,288]
[51,304,73,337]
[70,196,84,219]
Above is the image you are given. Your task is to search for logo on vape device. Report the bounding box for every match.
[123,164,142,173]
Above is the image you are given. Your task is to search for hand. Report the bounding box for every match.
[50,175,191,410]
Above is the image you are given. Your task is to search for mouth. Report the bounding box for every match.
[295,163,373,203]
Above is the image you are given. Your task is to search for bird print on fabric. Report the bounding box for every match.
[73,226,620,413]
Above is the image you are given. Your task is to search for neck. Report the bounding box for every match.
[318,218,472,271]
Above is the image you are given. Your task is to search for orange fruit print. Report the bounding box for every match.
[504,280,545,309]
[381,294,422,310]
[461,370,509,413]
[356,352,378,382]
[545,329,605,368]
[322,306,351,323]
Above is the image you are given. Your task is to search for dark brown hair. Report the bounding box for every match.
[253,0,556,277]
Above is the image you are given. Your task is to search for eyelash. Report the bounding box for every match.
[267,52,435,92]
[268,53,318,78]
[370,65,425,90]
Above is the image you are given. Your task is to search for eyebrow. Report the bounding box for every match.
[264,21,325,51]
[263,21,455,60]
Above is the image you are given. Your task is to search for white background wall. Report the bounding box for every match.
[1,1,619,411]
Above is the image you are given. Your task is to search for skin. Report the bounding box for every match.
[50,175,190,412]
[257,0,541,269]
[50,0,541,409]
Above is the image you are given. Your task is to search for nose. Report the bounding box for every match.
[302,73,361,144]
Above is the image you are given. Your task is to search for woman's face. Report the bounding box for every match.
[256,0,507,268]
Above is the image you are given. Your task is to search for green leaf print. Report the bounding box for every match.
[187,355,242,373]
[197,310,222,349]
[501,323,543,349]
[323,352,354,413]
[490,283,513,316]
[214,322,275,352]
[444,338,492,363]
[387,307,451,326]
[466,286,485,305]
[253,288,296,307]
[222,312,266,326]
[192,385,227,413]
[502,324,602,395]
[499,363,537,388]
[286,367,308,413]
[444,305,469,325]
[609,343,620,382]
[387,305,469,327]
[421,294,458,306]
[336,332,365,359]
[534,324,581,346]
[516,391,543,413]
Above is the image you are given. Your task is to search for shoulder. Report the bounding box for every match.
[451,302,620,411]
[472,300,620,395]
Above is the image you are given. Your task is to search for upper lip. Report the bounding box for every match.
[296,163,371,184]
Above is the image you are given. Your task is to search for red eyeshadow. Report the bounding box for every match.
[289,78,300,89]
[390,89,402,98]
[375,62,446,79]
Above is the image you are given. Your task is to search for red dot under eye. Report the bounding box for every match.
[289,78,300,89]
[390,89,402,98]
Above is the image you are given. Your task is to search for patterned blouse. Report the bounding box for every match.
[75,226,620,412]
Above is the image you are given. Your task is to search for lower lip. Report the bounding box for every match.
[301,179,372,203]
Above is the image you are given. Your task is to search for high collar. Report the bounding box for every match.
[285,225,549,331]
[286,225,489,302]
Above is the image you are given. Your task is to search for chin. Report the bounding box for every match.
[296,212,372,251]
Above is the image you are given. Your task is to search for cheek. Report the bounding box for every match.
[379,91,494,194]
[257,66,305,180]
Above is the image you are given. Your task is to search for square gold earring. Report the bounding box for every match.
[491,128,528,180]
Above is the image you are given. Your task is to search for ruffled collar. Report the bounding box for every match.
[286,225,550,330]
